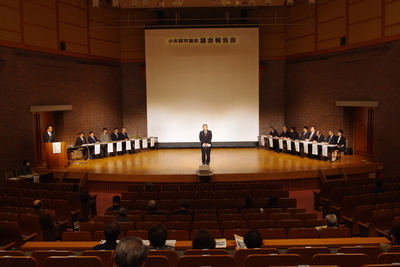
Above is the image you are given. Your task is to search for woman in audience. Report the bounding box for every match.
[331,129,346,162]
[192,229,216,249]
[148,223,174,250]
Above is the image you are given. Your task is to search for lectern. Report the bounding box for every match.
[45,142,68,168]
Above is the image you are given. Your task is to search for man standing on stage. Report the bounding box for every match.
[199,124,212,165]
[43,125,56,143]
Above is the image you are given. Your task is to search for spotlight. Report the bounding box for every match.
[266,0,272,4]
[112,0,119,8]
[131,0,137,7]
[286,0,293,5]
[143,0,149,7]
[308,0,315,3]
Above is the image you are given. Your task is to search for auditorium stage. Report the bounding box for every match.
[40,148,382,191]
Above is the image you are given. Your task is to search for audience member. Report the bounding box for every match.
[117,208,133,223]
[20,159,33,175]
[325,214,338,228]
[171,199,193,217]
[192,229,216,249]
[244,229,264,249]
[380,225,400,252]
[93,220,121,250]
[145,182,153,192]
[280,126,290,138]
[29,200,59,240]
[265,195,281,208]
[106,195,122,212]
[371,178,385,194]
[239,196,253,212]
[113,236,148,267]
[148,223,175,250]
[148,200,166,215]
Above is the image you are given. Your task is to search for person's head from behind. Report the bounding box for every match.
[325,214,338,228]
[192,229,216,249]
[33,199,43,210]
[148,200,157,212]
[148,223,168,247]
[374,178,383,188]
[180,199,190,210]
[113,236,148,267]
[113,195,121,204]
[145,182,153,191]
[244,229,264,248]
[267,195,279,207]
[390,225,400,245]
[118,207,129,218]
[104,220,121,242]
[244,196,253,208]
[22,159,30,166]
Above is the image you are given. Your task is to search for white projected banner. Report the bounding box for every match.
[145,28,259,143]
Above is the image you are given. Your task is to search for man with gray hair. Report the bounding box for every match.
[325,214,338,228]
[147,200,166,215]
[112,236,148,267]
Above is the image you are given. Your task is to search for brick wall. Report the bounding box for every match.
[0,46,123,182]
[284,40,400,175]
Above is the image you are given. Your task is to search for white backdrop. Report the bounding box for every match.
[145,28,259,143]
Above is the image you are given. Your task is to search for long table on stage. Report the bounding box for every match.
[67,137,158,163]
[21,237,389,256]
[260,135,337,160]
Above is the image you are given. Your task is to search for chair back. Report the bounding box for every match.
[44,256,102,267]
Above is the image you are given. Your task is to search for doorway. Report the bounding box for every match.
[353,107,374,156]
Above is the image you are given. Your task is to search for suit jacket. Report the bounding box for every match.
[76,137,88,144]
[119,132,129,140]
[300,131,310,140]
[199,130,212,146]
[308,132,317,141]
[269,130,279,137]
[111,132,119,141]
[336,136,346,147]
[280,131,290,138]
[290,131,299,140]
[28,210,55,231]
[88,136,99,144]
[326,135,337,144]
[100,133,111,143]
[316,135,325,143]
[43,131,56,143]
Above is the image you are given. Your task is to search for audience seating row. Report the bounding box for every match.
[2,249,400,267]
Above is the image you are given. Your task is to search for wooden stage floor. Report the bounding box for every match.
[43,148,382,186]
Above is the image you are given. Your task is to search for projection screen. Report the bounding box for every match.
[145,28,259,143]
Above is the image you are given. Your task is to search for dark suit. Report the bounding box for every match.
[280,131,290,138]
[43,131,56,143]
[316,135,325,143]
[88,136,100,159]
[326,134,337,144]
[119,132,132,154]
[76,137,88,159]
[336,136,347,152]
[28,210,55,231]
[269,130,279,137]
[308,132,318,141]
[199,130,212,165]
[111,132,120,155]
[300,131,310,140]
[290,131,299,140]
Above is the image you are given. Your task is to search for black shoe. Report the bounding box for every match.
[202,162,206,165]
[206,163,209,165]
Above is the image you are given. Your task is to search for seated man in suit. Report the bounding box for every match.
[88,131,101,159]
[100,128,111,157]
[306,126,318,142]
[300,126,310,140]
[268,126,279,137]
[171,199,193,217]
[111,128,121,156]
[280,126,290,138]
[43,125,56,143]
[119,127,132,155]
[325,130,337,144]
[29,200,59,240]
[75,132,89,160]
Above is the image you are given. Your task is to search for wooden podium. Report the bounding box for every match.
[45,142,68,168]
